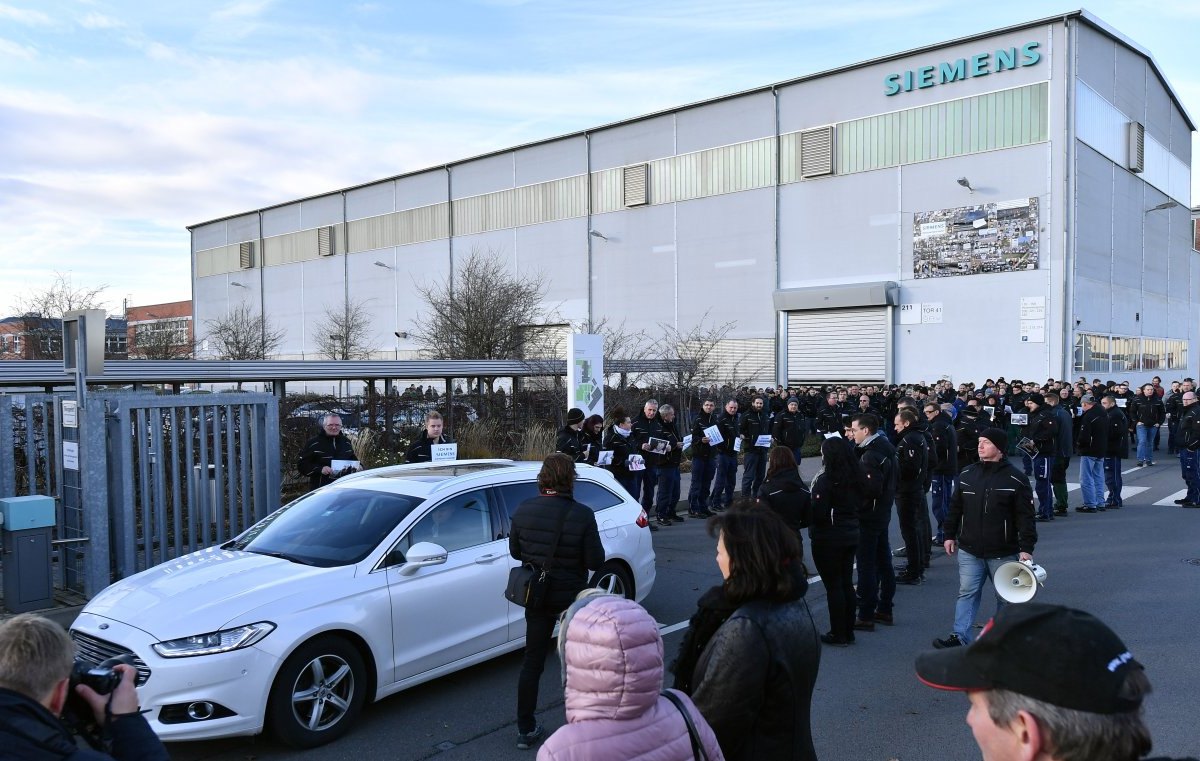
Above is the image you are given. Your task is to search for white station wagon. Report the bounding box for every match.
[69,461,656,747]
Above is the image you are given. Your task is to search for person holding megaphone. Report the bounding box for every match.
[932,427,1038,650]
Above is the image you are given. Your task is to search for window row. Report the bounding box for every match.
[1073,333,1189,374]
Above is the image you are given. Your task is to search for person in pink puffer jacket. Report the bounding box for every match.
[538,594,724,760]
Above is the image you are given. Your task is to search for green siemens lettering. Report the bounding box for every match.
[884,40,1041,96]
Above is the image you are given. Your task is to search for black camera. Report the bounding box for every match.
[62,654,137,749]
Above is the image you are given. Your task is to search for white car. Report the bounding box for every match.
[69,460,655,748]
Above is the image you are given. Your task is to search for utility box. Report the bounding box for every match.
[1,495,55,613]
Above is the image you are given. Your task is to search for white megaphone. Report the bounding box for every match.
[993,560,1047,603]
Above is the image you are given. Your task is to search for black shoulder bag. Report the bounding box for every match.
[505,505,569,609]
[661,689,708,761]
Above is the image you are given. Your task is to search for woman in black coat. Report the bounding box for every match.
[757,447,810,535]
[808,436,863,646]
[600,409,637,495]
[672,506,820,761]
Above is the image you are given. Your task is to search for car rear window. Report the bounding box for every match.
[495,479,624,517]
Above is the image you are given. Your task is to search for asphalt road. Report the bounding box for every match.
[153,455,1200,760]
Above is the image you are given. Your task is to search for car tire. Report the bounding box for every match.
[592,562,635,599]
[267,635,367,749]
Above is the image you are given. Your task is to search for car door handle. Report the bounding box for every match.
[474,553,503,564]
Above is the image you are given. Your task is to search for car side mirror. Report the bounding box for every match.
[399,541,448,576]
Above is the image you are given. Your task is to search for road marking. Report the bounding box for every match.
[1155,489,1190,506]
[1121,465,1142,474]
[1065,484,1148,500]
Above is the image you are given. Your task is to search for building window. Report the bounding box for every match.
[1074,333,1189,375]
[105,334,128,355]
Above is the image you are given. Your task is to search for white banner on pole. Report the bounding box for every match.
[567,333,605,419]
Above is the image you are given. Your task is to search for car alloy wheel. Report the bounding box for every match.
[592,562,635,599]
[269,636,367,748]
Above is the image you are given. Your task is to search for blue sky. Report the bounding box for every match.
[1,0,1197,314]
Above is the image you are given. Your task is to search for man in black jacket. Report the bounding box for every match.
[850,413,897,630]
[773,396,806,466]
[297,413,360,491]
[893,409,930,584]
[708,399,741,512]
[1075,394,1109,513]
[555,407,587,462]
[1176,390,1200,507]
[814,392,844,436]
[1129,384,1166,467]
[1102,395,1130,508]
[508,454,605,749]
[406,411,453,463]
[630,399,666,517]
[1022,393,1060,521]
[739,395,771,497]
[933,427,1036,649]
[687,399,719,518]
[654,404,686,525]
[925,402,958,545]
[0,613,170,761]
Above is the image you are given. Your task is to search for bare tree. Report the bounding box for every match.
[412,249,552,397]
[201,303,284,360]
[656,311,740,390]
[313,302,375,360]
[9,272,108,359]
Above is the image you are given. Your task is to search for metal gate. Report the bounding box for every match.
[2,392,280,602]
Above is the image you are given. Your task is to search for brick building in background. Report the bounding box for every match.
[0,314,128,360]
[125,300,193,359]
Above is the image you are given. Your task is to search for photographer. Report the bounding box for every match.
[0,613,169,760]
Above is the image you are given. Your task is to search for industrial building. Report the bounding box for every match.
[190,10,1194,386]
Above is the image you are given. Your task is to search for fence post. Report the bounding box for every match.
[261,394,281,521]
[0,401,13,497]
[80,398,111,597]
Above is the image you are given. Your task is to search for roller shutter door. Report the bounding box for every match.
[786,308,888,385]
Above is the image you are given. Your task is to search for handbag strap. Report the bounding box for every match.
[660,689,707,761]
[541,500,570,571]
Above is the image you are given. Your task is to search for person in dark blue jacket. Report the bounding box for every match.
[0,613,170,761]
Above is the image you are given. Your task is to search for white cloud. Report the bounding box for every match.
[0,36,36,58]
[0,2,51,25]
[211,0,275,22]
[79,12,123,29]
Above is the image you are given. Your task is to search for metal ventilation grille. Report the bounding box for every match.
[800,126,835,178]
[318,226,336,256]
[1127,122,1145,173]
[71,631,152,686]
[238,241,256,269]
[623,163,649,206]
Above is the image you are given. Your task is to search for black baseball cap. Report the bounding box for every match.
[915,603,1144,714]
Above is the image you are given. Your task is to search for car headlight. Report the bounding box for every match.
[152,622,276,658]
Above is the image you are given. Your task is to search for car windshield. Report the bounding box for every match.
[226,487,424,567]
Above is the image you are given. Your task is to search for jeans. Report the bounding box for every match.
[687,456,717,513]
[741,448,767,497]
[856,521,895,620]
[636,466,659,512]
[655,466,681,519]
[811,540,857,641]
[1103,457,1124,506]
[710,452,737,509]
[1180,449,1200,503]
[930,474,955,542]
[517,606,559,733]
[952,548,1018,643]
[1136,424,1155,463]
[1079,456,1106,507]
[1032,455,1054,517]
[895,490,928,574]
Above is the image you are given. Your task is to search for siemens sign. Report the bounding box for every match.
[884,41,1041,96]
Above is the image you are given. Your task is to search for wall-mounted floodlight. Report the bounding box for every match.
[230,281,247,288]
[589,230,609,241]
[394,331,408,339]
[374,260,394,269]
[1144,200,1179,213]
[956,177,974,193]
